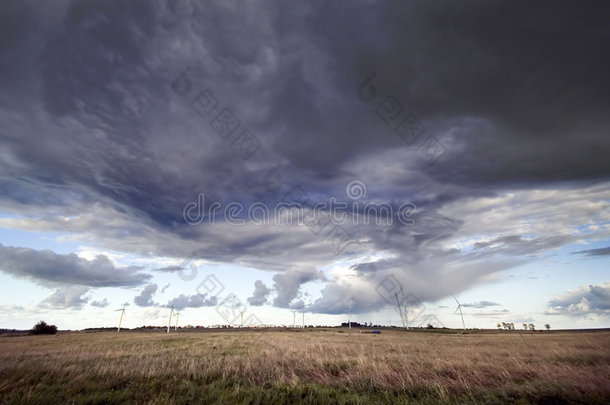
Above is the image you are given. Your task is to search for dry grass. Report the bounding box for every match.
[1,329,609,404]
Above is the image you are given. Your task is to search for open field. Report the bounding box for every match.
[1,329,609,404]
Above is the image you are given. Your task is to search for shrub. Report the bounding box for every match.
[31,321,57,335]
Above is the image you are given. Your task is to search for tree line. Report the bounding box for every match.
[497,322,551,331]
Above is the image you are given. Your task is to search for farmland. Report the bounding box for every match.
[1,329,609,404]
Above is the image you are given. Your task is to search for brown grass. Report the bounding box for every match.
[1,329,609,404]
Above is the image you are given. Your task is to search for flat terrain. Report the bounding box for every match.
[1,329,609,404]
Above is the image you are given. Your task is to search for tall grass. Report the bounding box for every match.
[1,330,608,404]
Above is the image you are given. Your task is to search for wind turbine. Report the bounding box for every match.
[302,305,305,329]
[453,296,466,331]
[348,303,352,332]
[115,307,125,332]
[174,311,180,331]
[395,292,407,329]
[400,286,409,329]
[167,306,175,333]
[290,310,297,328]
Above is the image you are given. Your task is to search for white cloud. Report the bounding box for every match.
[41,286,90,309]
[546,283,610,316]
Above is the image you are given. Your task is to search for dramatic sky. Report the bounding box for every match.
[1,0,609,330]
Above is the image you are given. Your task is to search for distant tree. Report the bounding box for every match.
[544,323,551,331]
[522,323,528,331]
[496,323,502,329]
[528,323,535,331]
[426,323,434,329]
[500,321,515,331]
[31,321,57,335]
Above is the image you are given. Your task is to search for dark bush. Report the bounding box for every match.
[31,321,57,335]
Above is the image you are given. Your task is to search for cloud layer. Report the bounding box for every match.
[0,0,608,316]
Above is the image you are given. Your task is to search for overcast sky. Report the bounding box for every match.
[1,0,608,330]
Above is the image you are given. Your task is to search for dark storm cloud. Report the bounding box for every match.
[371,0,610,185]
[0,243,151,287]
[0,0,609,315]
[2,0,606,228]
[572,247,610,257]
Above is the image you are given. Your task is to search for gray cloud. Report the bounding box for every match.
[134,283,158,307]
[272,267,325,308]
[90,298,109,308]
[461,301,500,309]
[41,286,90,309]
[167,293,217,311]
[154,266,184,272]
[0,243,151,287]
[472,235,577,257]
[247,280,270,306]
[546,283,610,316]
[572,247,610,257]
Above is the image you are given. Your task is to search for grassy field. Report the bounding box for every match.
[1,329,609,404]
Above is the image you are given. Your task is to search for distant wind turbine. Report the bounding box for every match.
[115,307,125,332]
[395,292,407,329]
[290,310,297,328]
[239,310,245,328]
[400,287,409,329]
[348,303,352,332]
[167,306,175,333]
[453,296,466,331]
[174,311,180,331]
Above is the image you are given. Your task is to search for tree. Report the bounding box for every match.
[31,321,57,335]
[500,322,515,331]
[522,323,528,331]
[496,323,502,329]
[528,323,535,331]
[544,323,551,331]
